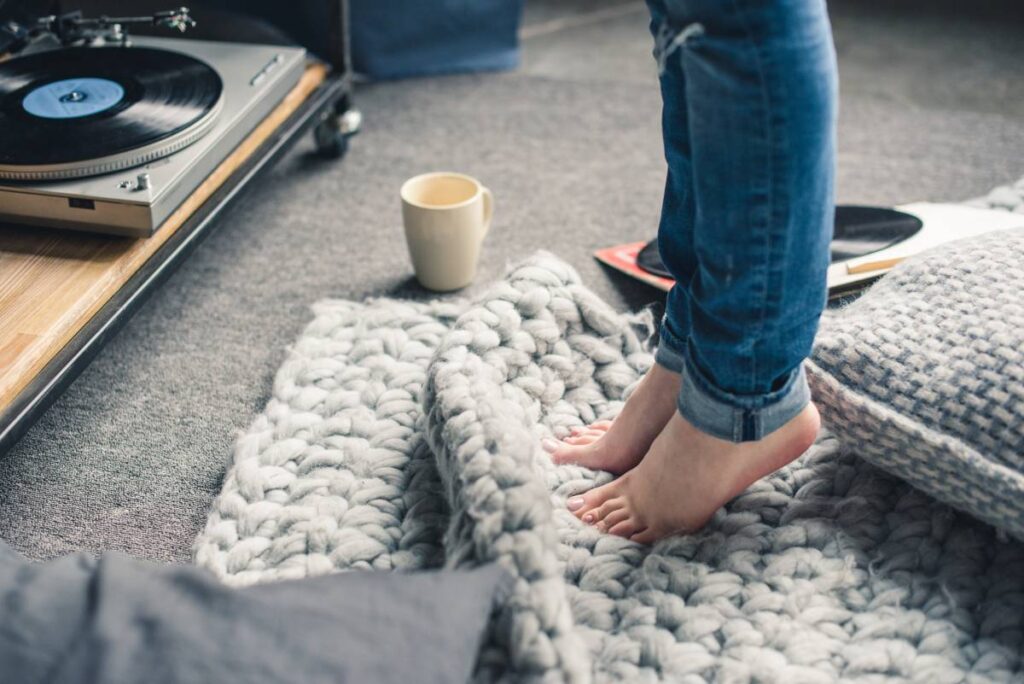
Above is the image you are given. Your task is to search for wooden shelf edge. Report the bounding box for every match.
[0,62,329,412]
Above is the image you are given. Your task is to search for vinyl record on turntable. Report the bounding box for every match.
[635,205,924,279]
[0,46,223,180]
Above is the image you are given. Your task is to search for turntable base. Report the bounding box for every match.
[0,63,331,452]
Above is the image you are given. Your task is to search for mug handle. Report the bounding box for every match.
[481,186,493,236]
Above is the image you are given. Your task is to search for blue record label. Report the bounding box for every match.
[22,77,125,119]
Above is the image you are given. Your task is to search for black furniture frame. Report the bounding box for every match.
[0,1,357,454]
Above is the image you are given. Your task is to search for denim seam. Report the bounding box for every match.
[726,0,776,393]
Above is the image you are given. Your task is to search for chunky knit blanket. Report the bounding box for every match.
[195,250,1024,683]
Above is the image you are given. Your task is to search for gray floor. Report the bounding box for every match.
[2,1,1023,562]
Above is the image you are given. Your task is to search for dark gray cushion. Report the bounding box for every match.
[807,229,1024,539]
[0,541,508,684]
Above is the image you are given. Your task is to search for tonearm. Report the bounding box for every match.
[1,7,195,57]
[36,7,195,47]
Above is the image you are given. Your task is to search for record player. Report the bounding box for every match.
[0,9,310,236]
[0,5,359,455]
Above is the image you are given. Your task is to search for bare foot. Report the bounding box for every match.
[568,403,821,543]
[543,363,682,474]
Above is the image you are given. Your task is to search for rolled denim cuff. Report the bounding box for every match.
[654,341,686,374]
[654,321,811,443]
[653,314,688,374]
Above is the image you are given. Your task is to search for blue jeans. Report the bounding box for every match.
[646,0,838,442]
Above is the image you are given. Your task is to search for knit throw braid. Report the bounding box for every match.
[195,182,1024,682]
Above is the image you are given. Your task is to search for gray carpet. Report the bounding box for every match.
[2,0,1024,563]
[521,0,1024,119]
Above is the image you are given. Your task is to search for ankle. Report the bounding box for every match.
[788,402,821,448]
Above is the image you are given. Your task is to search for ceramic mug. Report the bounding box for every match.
[400,172,493,291]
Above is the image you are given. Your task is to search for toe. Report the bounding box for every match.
[599,508,631,531]
[551,442,613,470]
[591,420,613,431]
[608,518,643,539]
[593,498,624,522]
[586,498,624,526]
[629,527,660,545]
[569,481,622,520]
[551,441,597,465]
[562,426,609,447]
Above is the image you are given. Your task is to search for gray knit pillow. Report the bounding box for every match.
[807,229,1024,540]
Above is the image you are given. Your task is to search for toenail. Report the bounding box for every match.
[542,438,559,453]
[567,496,585,511]
[583,513,595,523]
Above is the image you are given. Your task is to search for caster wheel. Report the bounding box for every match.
[314,107,362,159]
[314,120,349,158]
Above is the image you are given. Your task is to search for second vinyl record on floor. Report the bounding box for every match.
[635,205,925,279]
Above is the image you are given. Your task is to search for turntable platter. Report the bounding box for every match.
[0,46,223,181]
